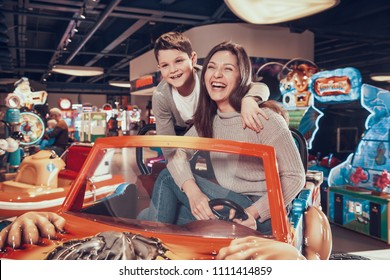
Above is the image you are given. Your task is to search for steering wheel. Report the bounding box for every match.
[208,199,248,222]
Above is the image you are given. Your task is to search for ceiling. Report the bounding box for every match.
[0,0,389,96]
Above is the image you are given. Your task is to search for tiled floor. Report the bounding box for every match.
[331,224,390,259]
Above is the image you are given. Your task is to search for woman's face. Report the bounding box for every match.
[157,49,196,96]
[204,50,240,112]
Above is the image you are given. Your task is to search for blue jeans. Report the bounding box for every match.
[139,168,272,233]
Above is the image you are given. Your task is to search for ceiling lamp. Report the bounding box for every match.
[224,0,340,24]
[52,65,104,76]
[370,73,390,82]
[108,80,132,88]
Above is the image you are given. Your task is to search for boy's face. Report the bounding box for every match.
[157,49,196,92]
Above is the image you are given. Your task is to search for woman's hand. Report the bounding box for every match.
[232,205,258,230]
[182,180,215,220]
[233,211,257,230]
[241,97,268,133]
[0,212,66,249]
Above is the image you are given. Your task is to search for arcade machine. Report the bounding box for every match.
[327,84,390,243]
[102,102,127,136]
[2,77,47,172]
[80,106,106,143]
[126,105,142,135]
[262,60,370,213]
[58,98,75,137]
[278,58,320,141]
[71,103,83,141]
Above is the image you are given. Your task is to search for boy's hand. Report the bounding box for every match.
[241,97,268,133]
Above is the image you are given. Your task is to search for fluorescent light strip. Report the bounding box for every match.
[52,65,104,76]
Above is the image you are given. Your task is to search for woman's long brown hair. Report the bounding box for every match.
[192,41,252,138]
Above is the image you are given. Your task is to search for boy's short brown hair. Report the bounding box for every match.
[153,32,193,62]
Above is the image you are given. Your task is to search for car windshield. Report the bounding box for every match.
[63,135,289,240]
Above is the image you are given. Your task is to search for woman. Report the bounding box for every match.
[146,41,305,233]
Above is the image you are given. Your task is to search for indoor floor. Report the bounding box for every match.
[331,224,390,260]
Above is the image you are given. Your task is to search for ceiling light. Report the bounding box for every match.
[224,0,340,24]
[52,65,104,76]
[80,6,86,19]
[370,73,390,82]
[109,80,132,88]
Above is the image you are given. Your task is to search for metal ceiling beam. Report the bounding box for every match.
[84,19,147,67]
[65,0,122,64]
[7,45,132,58]
[211,3,228,19]
[0,8,95,23]
[16,0,27,73]
[27,1,209,21]
[66,19,148,83]
[86,42,153,84]
[110,11,200,25]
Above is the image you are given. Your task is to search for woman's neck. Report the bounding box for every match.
[217,102,235,113]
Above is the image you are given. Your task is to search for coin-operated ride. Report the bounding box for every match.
[2,77,47,170]
[0,143,101,219]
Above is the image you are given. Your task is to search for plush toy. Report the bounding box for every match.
[350,167,368,186]
[374,170,390,193]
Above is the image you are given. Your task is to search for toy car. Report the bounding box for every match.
[0,134,331,260]
[0,143,97,219]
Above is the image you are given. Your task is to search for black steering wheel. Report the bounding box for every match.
[208,199,248,222]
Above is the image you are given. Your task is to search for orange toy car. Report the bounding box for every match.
[0,135,331,260]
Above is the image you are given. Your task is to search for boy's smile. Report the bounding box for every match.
[158,49,197,96]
